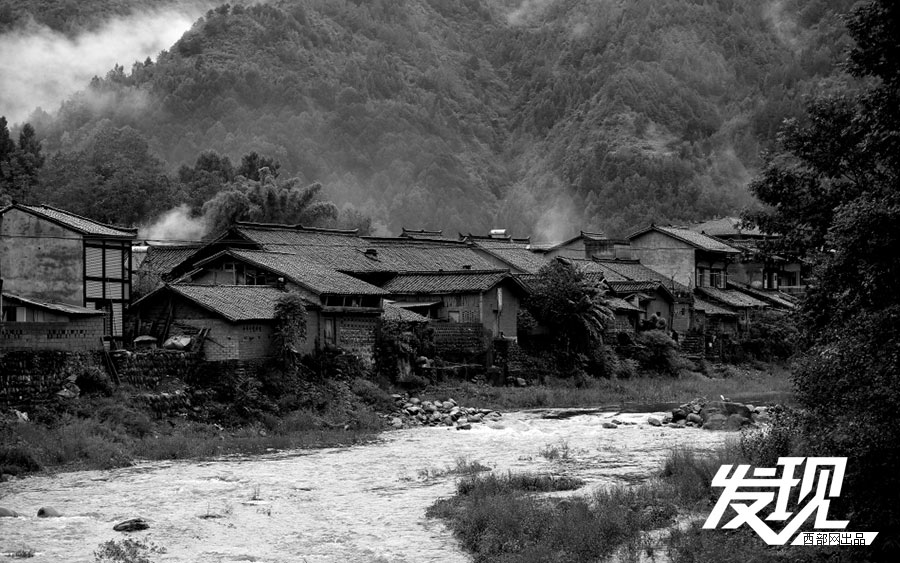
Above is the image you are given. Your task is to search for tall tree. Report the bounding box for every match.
[747,1,900,556]
[0,119,44,205]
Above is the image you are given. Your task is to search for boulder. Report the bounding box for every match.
[441,401,455,410]
[456,423,472,431]
[725,414,751,431]
[37,507,61,518]
[114,518,149,532]
[647,416,662,427]
[602,422,618,429]
[515,377,528,387]
[686,413,703,425]
[670,408,687,422]
[0,507,19,517]
[410,397,421,405]
[442,416,454,426]
[390,417,403,429]
[702,413,728,431]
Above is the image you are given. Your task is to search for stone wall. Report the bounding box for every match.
[111,350,202,388]
[0,317,105,352]
[0,350,100,407]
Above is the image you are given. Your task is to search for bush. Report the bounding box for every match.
[350,378,395,412]
[75,366,114,396]
[0,445,42,475]
[628,330,682,375]
[742,311,798,361]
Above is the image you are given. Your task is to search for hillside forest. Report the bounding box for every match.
[0,0,859,240]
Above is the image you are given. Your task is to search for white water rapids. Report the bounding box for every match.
[0,409,727,562]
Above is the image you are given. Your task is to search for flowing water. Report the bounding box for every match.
[0,409,728,562]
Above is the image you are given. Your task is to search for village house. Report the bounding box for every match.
[1,292,107,351]
[130,284,293,361]
[0,203,137,339]
[627,224,742,291]
[381,269,528,338]
[686,217,806,295]
[137,222,530,362]
[131,247,389,362]
[560,257,680,333]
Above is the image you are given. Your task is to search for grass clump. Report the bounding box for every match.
[94,539,165,563]
[428,472,673,563]
[539,439,571,461]
[417,456,492,481]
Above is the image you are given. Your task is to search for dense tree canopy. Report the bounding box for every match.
[7,0,860,237]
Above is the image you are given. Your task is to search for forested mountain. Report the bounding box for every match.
[0,0,858,239]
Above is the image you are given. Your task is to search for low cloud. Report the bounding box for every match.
[0,8,201,125]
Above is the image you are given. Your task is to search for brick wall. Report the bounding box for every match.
[197,318,275,361]
[431,321,489,357]
[0,350,101,407]
[337,315,378,365]
[0,317,105,352]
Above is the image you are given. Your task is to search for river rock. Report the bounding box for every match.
[686,413,703,425]
[647,416,662,427]
[456,423,472,430]
[671,407,687,422]
[443,416,453,426]
[423,402,437,413]
[702,413,728,431]
[602,422,618,429]
[725,414,751,431]
[390,417,403,429]
[37,507,61,518]
[0,507,19,517]
[515,377,527,387]
[114,518,149,532]
[410,397,421,405]
[442,401,454,410]
[469,413,483,423]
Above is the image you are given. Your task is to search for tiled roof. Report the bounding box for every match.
[139,245,202,275]
[469,240,550,274]
[607,296,642,312]
[696,287,769,309]
[606,280,663,294]
[7,204,137,238]
[383,270,513,294]
[233,225,497,273]
[687,217,764,238]
[592,259,692,293]
[226,250,387,295]
[2,293,105,316]
[727,281,796,310]
[382,301,429,323]
[694,296,737,317]
[165,284,290,322]
[630,225,740,254]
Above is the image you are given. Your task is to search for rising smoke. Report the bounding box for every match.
[139,204,207,243]
[0,7,202,125]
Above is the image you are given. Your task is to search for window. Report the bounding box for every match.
[2,306,18,322]
[448,311,460,323]
[709,270,722,289]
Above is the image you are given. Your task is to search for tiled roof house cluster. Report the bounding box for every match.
[2,201,801,361]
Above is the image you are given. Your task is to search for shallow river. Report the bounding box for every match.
[0,409,727,562]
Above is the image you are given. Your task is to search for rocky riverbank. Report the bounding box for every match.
[642,397,772,431]
[383,394,503,430]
